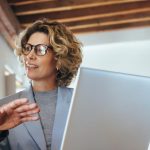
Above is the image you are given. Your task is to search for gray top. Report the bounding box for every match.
[34,88,58,150]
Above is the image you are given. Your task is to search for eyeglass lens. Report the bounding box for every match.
[23,44,49,56]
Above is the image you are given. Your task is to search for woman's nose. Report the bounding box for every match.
[26,49,36,60]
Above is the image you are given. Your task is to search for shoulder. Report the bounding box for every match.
[0,89,26,105]
[59,86,73,95]
[58,86,73,103]
[61,86,73,92]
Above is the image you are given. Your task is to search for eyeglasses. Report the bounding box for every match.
[22,43,52,56]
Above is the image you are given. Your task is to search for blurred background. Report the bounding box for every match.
[0,0,150,98]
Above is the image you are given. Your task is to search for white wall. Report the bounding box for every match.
[0,35,20,75]
[77,27,150,46]
[82,40,150,77]
[0,35,21,97]
[77,27,150,78]
[0,65,5,98]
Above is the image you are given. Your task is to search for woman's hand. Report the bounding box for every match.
[0,98,40,131]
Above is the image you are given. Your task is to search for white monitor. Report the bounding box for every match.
[61,67,150,150]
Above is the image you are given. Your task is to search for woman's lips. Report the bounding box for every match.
[25,63,39,70]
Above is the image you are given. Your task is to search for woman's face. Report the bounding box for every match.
[23,32,57,81]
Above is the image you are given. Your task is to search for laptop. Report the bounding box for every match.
[61,67,150,150]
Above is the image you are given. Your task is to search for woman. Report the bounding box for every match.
[0,19,82,150]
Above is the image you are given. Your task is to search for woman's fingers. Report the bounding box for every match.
[21,115,39,122]
[19,107,40,117]
[8,98,29,110]
[15,103,40,122]
[0,99,40,130]
[15,103,39,113]
[1,98,29,114]
[0,107,4,114]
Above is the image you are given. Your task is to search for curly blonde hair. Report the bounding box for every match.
[15,18,82,87]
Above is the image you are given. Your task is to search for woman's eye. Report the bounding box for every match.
[26,46,31,51]
[39,46,46,54]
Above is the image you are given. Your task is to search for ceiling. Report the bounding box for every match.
[1,0,150,48]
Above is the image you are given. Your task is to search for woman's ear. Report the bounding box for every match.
[55,57,61,71]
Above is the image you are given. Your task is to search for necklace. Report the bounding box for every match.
[31,83,36,102]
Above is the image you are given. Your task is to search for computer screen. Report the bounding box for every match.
[61,67,150,150]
